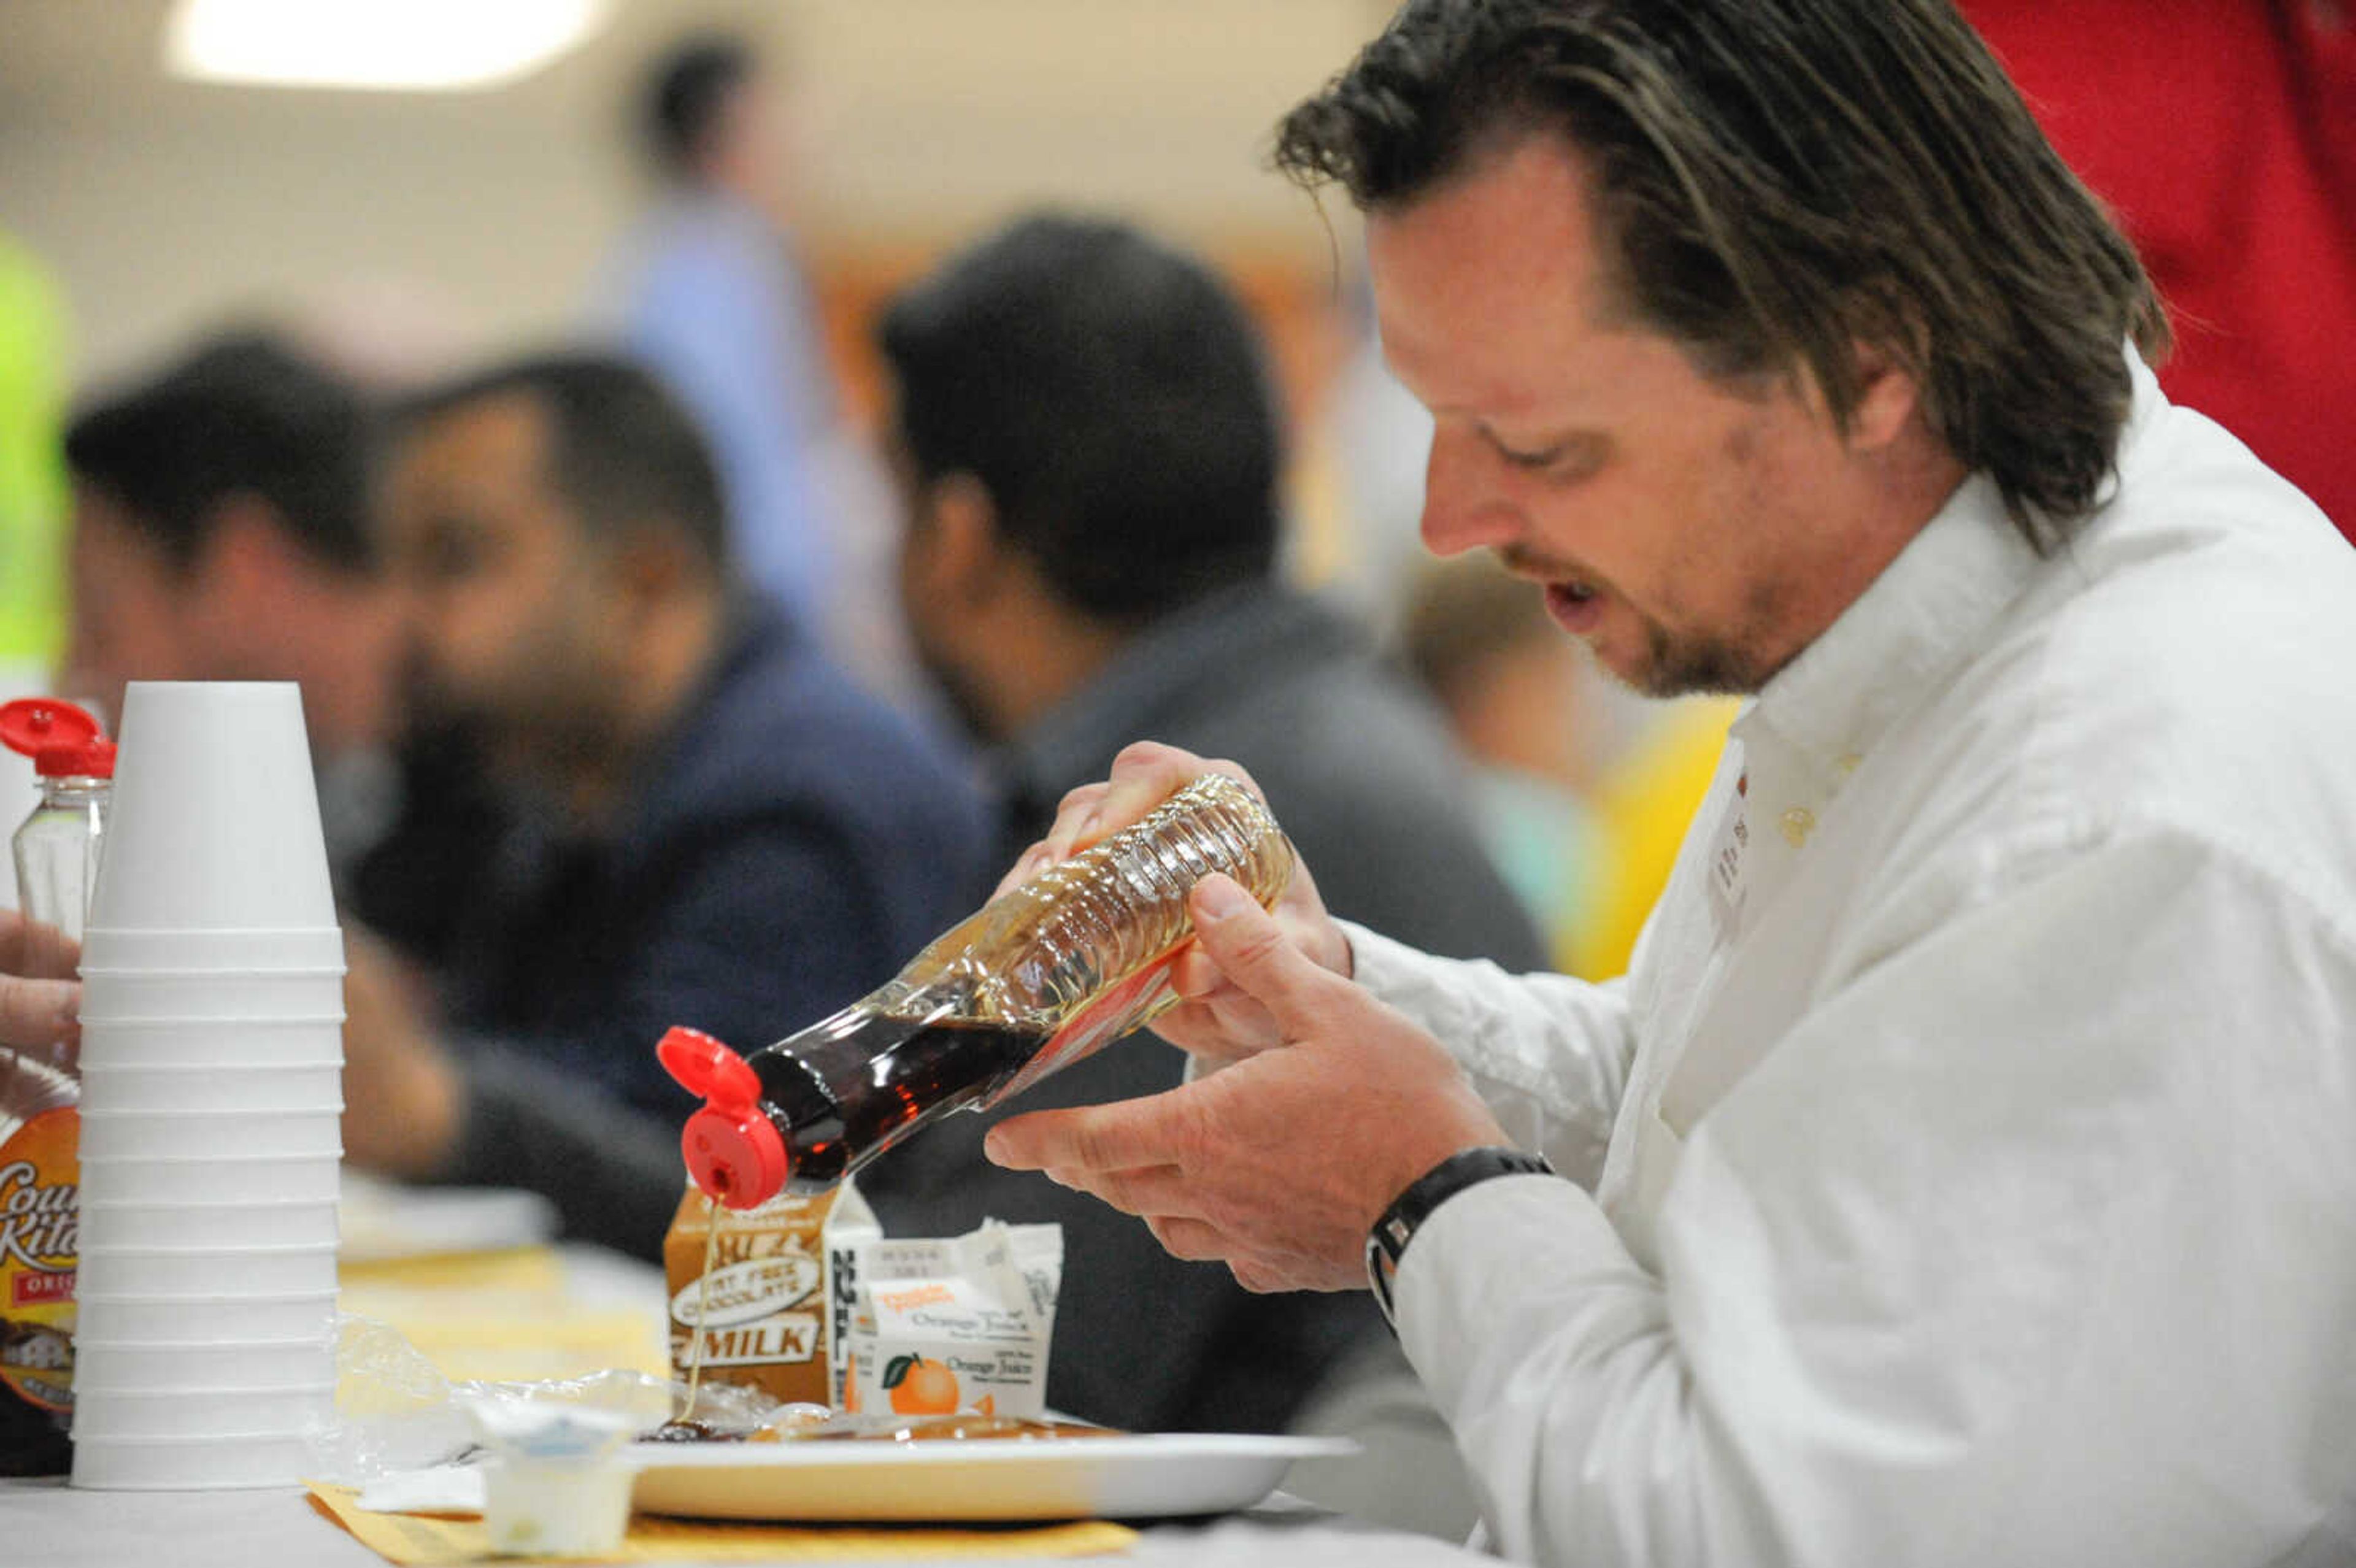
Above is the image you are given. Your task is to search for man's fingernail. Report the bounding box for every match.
[1193,875,1249,920]
[1071,809,1101,844]
[982,1129,1009,1164]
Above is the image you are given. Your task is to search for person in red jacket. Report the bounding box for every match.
[1962,0,2356,539]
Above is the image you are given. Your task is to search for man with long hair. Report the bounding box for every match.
[983,2,2356,1562]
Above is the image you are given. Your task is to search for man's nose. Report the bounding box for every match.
[1419,425,1520,558]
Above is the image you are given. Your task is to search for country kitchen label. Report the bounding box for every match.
[0,1108,77,1415]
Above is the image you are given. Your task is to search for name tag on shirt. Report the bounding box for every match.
[1707,773,1750,936]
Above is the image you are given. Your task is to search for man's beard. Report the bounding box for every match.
[1626,618,1774,699]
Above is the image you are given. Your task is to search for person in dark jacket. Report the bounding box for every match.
[341,354,989,1258]
[868,213,1544,1535]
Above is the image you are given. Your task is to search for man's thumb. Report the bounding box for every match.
[1188,872,1320,1018]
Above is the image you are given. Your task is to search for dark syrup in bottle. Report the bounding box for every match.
[736,1014,1047,1196]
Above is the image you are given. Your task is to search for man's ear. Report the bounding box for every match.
[195,494,308,603]
[607,527,703,625]
[1846,337,1926,453]
[912,472,1007,607]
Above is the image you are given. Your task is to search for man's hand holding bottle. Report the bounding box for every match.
[982,740,1512,1294]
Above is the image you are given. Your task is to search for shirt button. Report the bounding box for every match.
[1836,752,1863,775]
[1779,807,1815,847]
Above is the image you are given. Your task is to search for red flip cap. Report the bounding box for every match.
[658,1026,788,1209]
[0,699,115,778]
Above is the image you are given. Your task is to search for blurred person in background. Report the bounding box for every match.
[57,333,406,877]
[1403,550,1738,982]
[1399,553,1603,972]
[1961,0,2355,540]
[339,353,988,1257]
[866,212,1546,1536]
[981,0,2356,1561]
[600,33,915,707]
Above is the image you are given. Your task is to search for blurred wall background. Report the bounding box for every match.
[0,0,1384,397]
[0,0,1419,903]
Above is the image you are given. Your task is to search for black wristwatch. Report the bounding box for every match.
[1365,1147,1557,1330]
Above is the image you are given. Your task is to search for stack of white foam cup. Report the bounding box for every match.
[69,683,345,1490]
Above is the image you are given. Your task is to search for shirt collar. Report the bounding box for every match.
[1740,347,2166,770]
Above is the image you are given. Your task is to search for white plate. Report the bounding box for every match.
[627,1432,1358,1522]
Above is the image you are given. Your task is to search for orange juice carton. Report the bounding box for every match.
[664,1178,880,1409]
[843,1221,1062,1419]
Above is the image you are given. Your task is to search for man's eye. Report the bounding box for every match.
[1499,442,1568,470]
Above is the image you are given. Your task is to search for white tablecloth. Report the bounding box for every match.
[0,1475,1494,1567]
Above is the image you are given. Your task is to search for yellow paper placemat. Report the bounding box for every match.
[341,1245,570,1294]
[339,1246,669,1384]
[307,1485,1137,1564]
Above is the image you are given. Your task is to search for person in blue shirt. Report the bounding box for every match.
[602,35,838,630]
[340,353,988,1258]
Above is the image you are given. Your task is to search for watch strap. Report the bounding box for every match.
[1365,1147,1557,1329]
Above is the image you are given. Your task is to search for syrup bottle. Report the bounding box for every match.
[660,773,1293,1208]
[0,698,114,1476]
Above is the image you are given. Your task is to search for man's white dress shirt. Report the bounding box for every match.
[1351,353,2356,1566]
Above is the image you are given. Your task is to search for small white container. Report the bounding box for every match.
[87,682,337,932]
[77,1197,341,1251]
[80,1064,345,1114]
[72,1335,334,1391]
[71,1381,336,1440]
[469,1399,644,1558]
[80,926,346,972]
[76,1017,344,1069]
[77,1242,338,1297]
[78,1154,340,1207]
[77,970,347,1023]
[73,1289,339,1343]
[72,1431,319,1491]
[77,1109,342,1162]
[483,1456,636,1557]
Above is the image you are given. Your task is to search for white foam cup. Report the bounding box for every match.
[75,1242,339,1297]
[71,1431,319,1490]
[72,1335,334,1391]
[77,1198,341,1250]
[79,926,346,972]
[77,970,347,1023]
[77,1109,342,1162]
[71,1382,337,1440]
[75,1017,344,1069]
[87,682,336,932]
[72,1289,339,1344]
[77,1154,341,1207]
[79,1064,344,1114]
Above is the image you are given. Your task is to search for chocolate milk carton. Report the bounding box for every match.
[664,1178,879,1409]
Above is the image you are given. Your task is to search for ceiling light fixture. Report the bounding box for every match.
[163,0,612,92]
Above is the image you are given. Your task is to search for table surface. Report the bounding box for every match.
[13,1240,1495,1567]
[1,1474,1493,1567]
